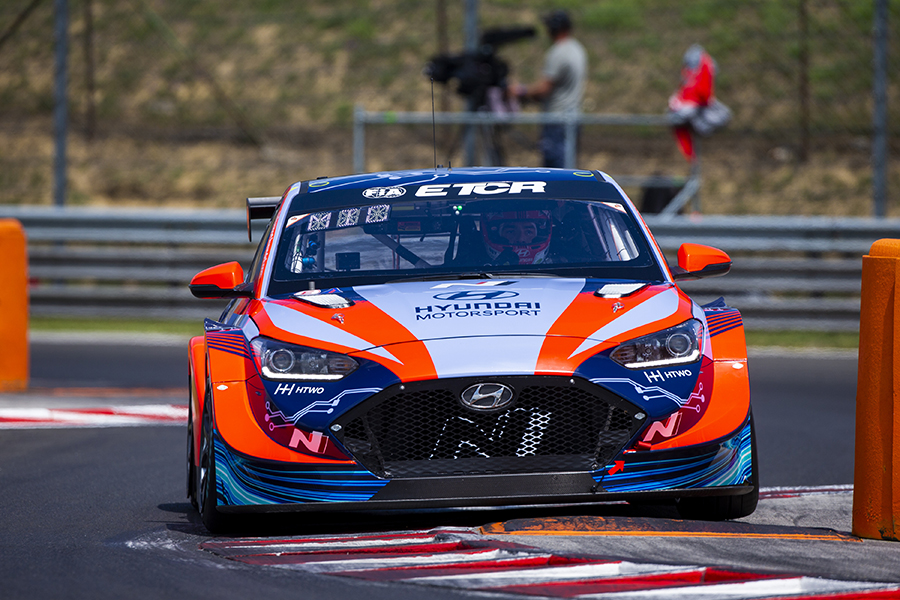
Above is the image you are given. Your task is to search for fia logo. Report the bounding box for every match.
[362,186,406,199]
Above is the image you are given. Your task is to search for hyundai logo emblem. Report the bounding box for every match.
[460,383,515,411]
[433,290,519,301]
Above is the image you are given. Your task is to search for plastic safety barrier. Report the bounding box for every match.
[0,219,28,391]
[853,238,900,541]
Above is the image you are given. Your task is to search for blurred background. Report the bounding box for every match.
[1,0,897,216]
[1,0,898,335]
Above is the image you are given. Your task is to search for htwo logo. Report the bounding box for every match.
[644,368,692,383]
[273,383,325,395]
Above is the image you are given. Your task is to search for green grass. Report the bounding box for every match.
[30,316,859,349]
[30,316,202,337]
[744,330,859,350]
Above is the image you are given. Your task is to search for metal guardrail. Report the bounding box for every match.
[353,107,700,216]
[2,205,895,331]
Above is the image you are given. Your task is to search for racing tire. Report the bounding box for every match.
[187,404,198,510]
[675,413,760,521]
[198,395,230,533]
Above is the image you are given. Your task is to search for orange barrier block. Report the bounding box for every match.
[852,238,900,541]
[0,220,28,392]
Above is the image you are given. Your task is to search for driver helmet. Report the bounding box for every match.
[481,210,552,264]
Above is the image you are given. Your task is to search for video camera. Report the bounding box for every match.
[425,26,536,109]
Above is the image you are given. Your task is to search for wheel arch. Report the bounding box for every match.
[189,335,208,466]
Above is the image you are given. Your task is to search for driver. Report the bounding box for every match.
[481,210,552,265]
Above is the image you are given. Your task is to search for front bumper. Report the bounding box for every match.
[211,414,755,514]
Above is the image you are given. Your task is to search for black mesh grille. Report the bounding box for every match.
[335,377,641,478]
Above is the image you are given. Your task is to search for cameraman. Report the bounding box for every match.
[512,10,587,168]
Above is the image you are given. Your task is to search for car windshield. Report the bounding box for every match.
[267,196,663,295]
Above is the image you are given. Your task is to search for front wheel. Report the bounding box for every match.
[198,396,230,533]
[187,405,198,510]
[675,413,759,521]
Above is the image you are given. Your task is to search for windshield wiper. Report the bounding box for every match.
[389,272,494,283]
[389,270,562,283]
[490,271,560,278]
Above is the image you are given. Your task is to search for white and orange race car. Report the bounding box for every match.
[187,167,757,532]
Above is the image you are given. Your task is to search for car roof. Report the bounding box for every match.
[283,167,627,213]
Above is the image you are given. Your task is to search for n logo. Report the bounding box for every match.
[641,412,683,443]
[289,429,328,453]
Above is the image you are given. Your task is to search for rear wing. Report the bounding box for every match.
[246,196,281,241]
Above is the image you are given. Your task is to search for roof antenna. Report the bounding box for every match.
[431,77,438,169]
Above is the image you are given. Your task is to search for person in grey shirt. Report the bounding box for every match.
[513,10,587,167]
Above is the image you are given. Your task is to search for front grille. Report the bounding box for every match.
[334,377,642,478]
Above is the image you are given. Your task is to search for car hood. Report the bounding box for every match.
[253,279,694,378]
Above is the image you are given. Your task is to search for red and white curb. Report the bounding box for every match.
[0,404,188,429]
[201,529,900,599]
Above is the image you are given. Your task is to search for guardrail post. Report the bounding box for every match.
[0,219,28,391]
[353,104,365,174]
[852,238,900,541]
[564,112,578,169]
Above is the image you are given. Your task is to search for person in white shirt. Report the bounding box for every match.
[513,10,588,167]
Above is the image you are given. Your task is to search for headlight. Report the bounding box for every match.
[610,320,702,369]
[251,337,358,381]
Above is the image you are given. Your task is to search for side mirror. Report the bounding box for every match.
[672,243,732,280]
[189,262,252,298]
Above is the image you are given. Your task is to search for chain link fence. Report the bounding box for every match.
[0,0,897,215]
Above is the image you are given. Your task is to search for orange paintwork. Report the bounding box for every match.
[206,336,255,384]
[677,243,731,274]
[544,285,659,340]
[651,358,750,450]
[536,285,695,373]
[536,337,617,375]
[210,376,350,465]
[705,317,749,361]
[252,299,440,381]
[190,261,244,291]
[199,286,745,463]
[193,321,353,464]
[189,335,207,465]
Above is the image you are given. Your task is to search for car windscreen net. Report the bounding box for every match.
[267,197,662,295]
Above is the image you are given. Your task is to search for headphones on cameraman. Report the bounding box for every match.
[542,10,572,37]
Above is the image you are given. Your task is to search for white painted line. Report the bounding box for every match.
[0,404,188,429]
[409,561,691,588]
[221,533,444,555]
[278,548,541,573]
[205,530,900,599]
[575,576,896,599]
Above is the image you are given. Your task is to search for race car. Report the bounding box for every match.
[186,167,757,532]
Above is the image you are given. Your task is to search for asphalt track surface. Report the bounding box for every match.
[1,336,898,599]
